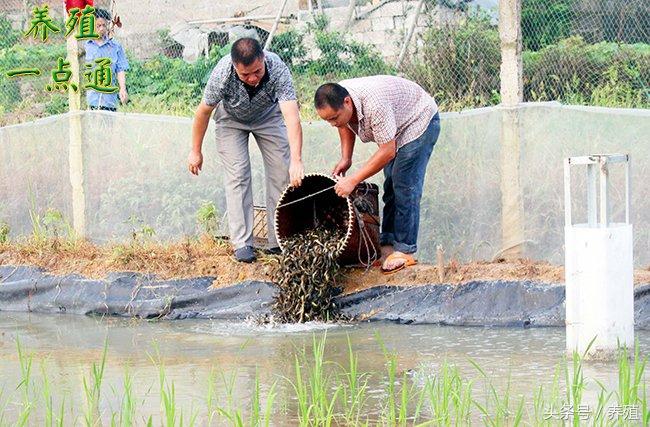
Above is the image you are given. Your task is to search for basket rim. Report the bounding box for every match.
[274,173,353,255]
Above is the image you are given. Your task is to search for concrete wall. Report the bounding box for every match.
[297,0,460,61]
[3,0,65,32]
[106,0,441,61]
[104,0,301,57]
[4,0,476,62]
[2,0,302,57]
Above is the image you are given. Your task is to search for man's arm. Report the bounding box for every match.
[333,126,356,176]
[117,71,127,104]
[279,100,304,187]
[333,101,397,196]
[188,101,216,175]
[115,44,129,104]
[334,140,396,197]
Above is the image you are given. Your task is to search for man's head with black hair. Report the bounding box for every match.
[230,38,266,87]
[94,8,111,21]
[94,8,111,38]
[314,83,355,128]
[231,38,264,66]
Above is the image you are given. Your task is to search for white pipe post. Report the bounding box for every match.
[599,159,609,227]
[564,158,572,227]
[587,164,597,226]
[565,154,634,361]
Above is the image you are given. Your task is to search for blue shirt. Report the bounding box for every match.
[84,38,129,109]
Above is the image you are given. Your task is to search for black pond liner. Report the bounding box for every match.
[274,173,381,266]
[2,265,650,328]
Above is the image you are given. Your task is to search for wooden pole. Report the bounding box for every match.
[436,245,445,282]
[395,0,425,70]
[264,0,291,50]
[66,33,86,238]
[344,0,357,31]
[188,15,289,26]
[498,0,524,259]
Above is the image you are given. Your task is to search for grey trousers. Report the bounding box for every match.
[214,104,290,249]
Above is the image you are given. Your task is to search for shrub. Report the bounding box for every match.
[196,201,219,237]
[522,0,649,50]
[270,29,307,68]
[403,12,501,110]
[524,36,650,107]
[0,221,9,243]
[0,43,66,116]
[0,14,20,50]
[303,14,391,77]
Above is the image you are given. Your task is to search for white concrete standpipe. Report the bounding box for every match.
[564,154,633,361]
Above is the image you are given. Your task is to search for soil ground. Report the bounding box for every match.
[2,238,649,294]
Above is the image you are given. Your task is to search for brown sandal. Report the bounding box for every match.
[381,253,417,275]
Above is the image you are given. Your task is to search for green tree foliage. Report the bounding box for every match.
[522,0,575,51]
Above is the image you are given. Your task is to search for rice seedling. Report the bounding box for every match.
[82,339,108,427]
[0,334,647,426]
[15,338,33,427]
[337,335,370,425]
[415,362,473,425]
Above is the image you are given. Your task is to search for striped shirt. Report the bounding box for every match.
[339,75,438,149]
[203,51,296,123]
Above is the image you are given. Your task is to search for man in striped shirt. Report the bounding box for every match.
[314,75,440,273]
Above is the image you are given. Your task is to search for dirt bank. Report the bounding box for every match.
[2,239,650,294]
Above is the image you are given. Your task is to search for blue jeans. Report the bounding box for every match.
[380,112,440,254]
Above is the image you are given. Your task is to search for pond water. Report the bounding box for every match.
[0,312,647,425]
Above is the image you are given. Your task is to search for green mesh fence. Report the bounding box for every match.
[0,0,648,266]
[1,0,647,125]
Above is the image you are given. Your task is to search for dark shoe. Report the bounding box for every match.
[265,246,282,255]
[234,246,256,263]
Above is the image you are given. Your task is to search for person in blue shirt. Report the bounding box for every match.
[84,8,129,111]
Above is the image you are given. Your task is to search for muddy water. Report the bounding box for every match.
[0,312,648,424]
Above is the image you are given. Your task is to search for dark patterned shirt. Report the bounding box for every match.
[203,51,296,123]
